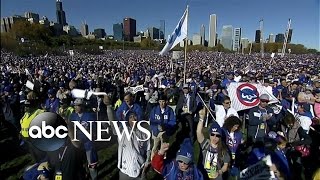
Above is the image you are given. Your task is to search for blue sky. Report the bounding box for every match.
[1,0,319,50]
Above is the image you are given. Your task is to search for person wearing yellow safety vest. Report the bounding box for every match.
[58,98,74,121]
[20,99,46,162]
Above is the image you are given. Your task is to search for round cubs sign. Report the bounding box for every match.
[236,83,260,106]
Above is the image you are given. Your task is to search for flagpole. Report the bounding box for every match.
[183,5,189,85]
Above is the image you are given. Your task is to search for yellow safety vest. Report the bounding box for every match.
[20,109,45,138]
[114,99,122,110]
[59,106,74,120]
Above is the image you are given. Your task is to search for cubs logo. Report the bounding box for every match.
[236,83,260,106]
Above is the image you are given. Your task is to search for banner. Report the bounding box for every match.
[124,85,145,94]
[240,155,276,180]
[227,82,279,111]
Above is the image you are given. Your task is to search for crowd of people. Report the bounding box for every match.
[1,49,320,180]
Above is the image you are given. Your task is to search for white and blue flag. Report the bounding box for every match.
[159,6,188,56]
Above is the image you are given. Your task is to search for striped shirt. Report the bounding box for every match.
[117,128,150,178]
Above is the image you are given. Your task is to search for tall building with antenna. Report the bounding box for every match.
[56,0,67,25]
[81,21,89,36]
[200,24,205,46]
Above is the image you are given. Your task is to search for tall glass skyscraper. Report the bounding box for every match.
[200,24,205,45]
[209,14,217,47]
[159,20,165,39]
[221,25,233,50]
[233,28,241,51]
[123,17,136,41]
[56,0,67,25]
[113,23,123,41]
[81,22,89,36]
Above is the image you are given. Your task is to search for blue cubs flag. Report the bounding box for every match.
[159,6,188,56]
[227,82,279,111]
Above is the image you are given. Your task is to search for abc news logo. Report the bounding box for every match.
[28,113,151,142]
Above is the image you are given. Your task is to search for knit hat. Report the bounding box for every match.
[176,138,194,164]
[210,121,222,135]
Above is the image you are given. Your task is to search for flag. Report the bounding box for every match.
[159,6,188,56]
[227,82,279,111]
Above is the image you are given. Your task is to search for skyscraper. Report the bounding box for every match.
[159,20,165,39]
[93,28,106,39]
[240,38,250,49]
[275,33,285,43]
[221,25,233,50]
[209,14,217,47]
[148,27,160,40]
[193,34,202,45]
[56,0,67,25]
[287,29,293,43]
[123,17,136,41]
[233,28,241,51]
[81,22,89,36]
[255,30,261,43]
[113,23,123,41]
[268,34,275,43]
[200,24,205,46]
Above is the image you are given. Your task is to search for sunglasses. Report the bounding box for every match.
[211,133,221,138]
[177,160,189,165]
[260,100,269,103]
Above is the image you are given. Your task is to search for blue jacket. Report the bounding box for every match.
[69,112,96,142]
[247,106,276,141]
[45,98,59,113]
[69,112,98,164]
[149,105,176,136]
[116,102,143,121]
[271,148,290,179]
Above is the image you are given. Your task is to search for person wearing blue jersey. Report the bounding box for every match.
[149,94,176,160]
[116,92,143,121]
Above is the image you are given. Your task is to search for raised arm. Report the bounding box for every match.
[197,108,206,144]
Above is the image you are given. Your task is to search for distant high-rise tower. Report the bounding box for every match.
[255,30,261,43]
[113,23,123,41]
[200,24,205,45]
[268,34,275,43]
[93,28,106,39]
[209,14,217,47]
[233,28,241,51]
[159,20,165,39]
[275,33,285,43]
[221,25,233,50]
[81,22,89,36]
[148,27,160,40]
[123,17,136,41]
[56,0,67,25]
[287,29,293,43]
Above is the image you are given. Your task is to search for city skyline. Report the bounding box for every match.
[1,0,319,50]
